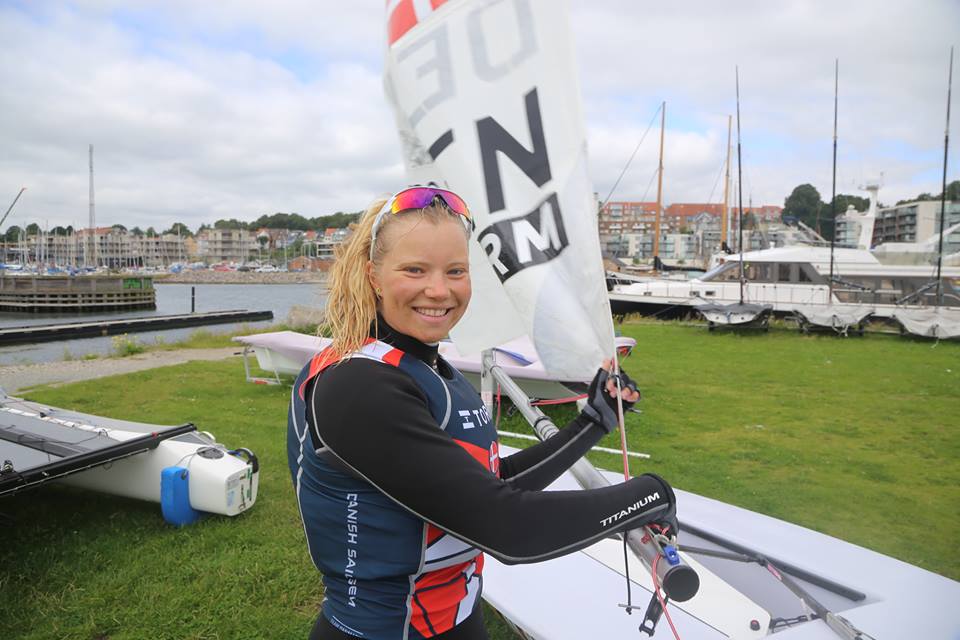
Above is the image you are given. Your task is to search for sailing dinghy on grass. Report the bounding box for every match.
[0,392,259,523]
[234,330,636,400]
[382,1,959,637]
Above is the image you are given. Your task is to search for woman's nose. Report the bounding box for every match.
[424,273,450,298]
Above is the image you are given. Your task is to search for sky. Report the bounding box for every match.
[1,0,957,232]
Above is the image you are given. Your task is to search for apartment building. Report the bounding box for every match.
[873,200,960,251]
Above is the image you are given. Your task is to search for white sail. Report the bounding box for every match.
[383,0,613,378]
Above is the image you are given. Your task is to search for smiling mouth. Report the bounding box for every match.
[415,307,451,318]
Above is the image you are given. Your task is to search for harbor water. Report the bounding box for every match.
[0,283,326,365]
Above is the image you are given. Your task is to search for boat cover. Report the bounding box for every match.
[892,307,960,339]
[792,305,874,336]
[695,302,774,326]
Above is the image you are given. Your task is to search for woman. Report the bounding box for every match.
[287,187,677,640]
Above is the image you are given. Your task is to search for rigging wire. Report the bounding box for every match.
[601,103,664,208]
[705,153,727,206]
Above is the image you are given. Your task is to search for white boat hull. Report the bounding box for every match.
[61,430,258,516]
[482,446,960,639]
[3,399,258,517]
[234,331,637,401]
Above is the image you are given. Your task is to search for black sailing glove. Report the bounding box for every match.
[640,473,680,540]
[581,367,640,434]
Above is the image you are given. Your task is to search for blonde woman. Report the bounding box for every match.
[287,187,677,640]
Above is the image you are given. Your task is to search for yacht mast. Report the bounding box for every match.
[828,60,839,300]
[935,46,953,307]
[721,115,732,250]
[653,101,665,263]
[735,68,745,304]
[89,144,96,269]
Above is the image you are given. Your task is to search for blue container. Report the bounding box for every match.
[161,466,202,527]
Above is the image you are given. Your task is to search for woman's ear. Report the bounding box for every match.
[366,260,380,295]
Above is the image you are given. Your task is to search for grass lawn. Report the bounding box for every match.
[1,321,957,639]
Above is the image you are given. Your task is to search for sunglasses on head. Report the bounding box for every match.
[370,187,474,259]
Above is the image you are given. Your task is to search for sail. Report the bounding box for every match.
[383,0,613,378]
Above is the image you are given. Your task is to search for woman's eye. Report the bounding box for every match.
[405,266,423,274]
[449,268,468,276]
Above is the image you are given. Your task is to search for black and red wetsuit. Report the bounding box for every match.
[287,320,673,639]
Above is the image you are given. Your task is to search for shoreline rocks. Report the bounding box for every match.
[155,271,328,285]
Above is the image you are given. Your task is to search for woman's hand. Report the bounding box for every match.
[581,360,641,433]
[599,358,640,404]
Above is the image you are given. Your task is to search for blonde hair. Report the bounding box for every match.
[322,198,470,358]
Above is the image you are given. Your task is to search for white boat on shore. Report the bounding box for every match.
[483,445,960,639]
[0,393,259,522]
[233,330,637,401]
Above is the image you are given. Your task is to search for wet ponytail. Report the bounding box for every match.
[322,198,386,358]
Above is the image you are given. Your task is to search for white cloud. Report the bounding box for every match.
[0,0,957,232]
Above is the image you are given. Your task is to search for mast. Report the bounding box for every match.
[653,101,665,263]
[735,67,745,304]
[828,59,839,300]
[89,143,96,269]
[721,115,732,250]
[935,46,954,307]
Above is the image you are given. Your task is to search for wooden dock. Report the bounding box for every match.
[0,310,274,346]
[0,275,156,312]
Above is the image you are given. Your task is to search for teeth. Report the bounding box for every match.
[416,308,448,317]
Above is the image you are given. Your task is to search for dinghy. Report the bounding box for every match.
[379,1,960,637]
[891,306,960,340]
[695,301,774,331]
[0,393,259,521]
[234,331,636,400]
[482,446,960,639]
[791,304,873,336]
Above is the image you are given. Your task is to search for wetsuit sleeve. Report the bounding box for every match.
[308,360,672,566]
[499,414,609,491]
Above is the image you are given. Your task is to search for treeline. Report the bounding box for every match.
[201,211,361,233]
[782,179,959,240]
[2,211,361,242]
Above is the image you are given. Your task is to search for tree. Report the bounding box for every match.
[164,222,193,237]
[782,184,823,231]
[4,225,22,242]
[214,218,247,230]
[895,180,960,205]
[25,223,40,236]
[130,226,144,237]
[112,223,127,232]
[146,227,158,238]
[820,193,870,240]
[947,179,960,201]
[831,194,869,214]
[51,225,68,235]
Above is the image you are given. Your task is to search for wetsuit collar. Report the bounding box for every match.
[372,315,440,368]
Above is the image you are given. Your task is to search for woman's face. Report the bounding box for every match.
[369,215,471,344]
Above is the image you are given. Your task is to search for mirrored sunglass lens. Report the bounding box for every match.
[389,188,469,217]
[437,192,469,216]
[390,189,433,213]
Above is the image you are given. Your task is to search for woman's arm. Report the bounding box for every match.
[308,360,674,566]
[498,414,608,490]
[500,366,640,490]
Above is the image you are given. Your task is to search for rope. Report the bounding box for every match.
[652,554,683,640]
[600,103,664,208]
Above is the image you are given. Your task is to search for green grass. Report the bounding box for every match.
[1,322,957,639]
